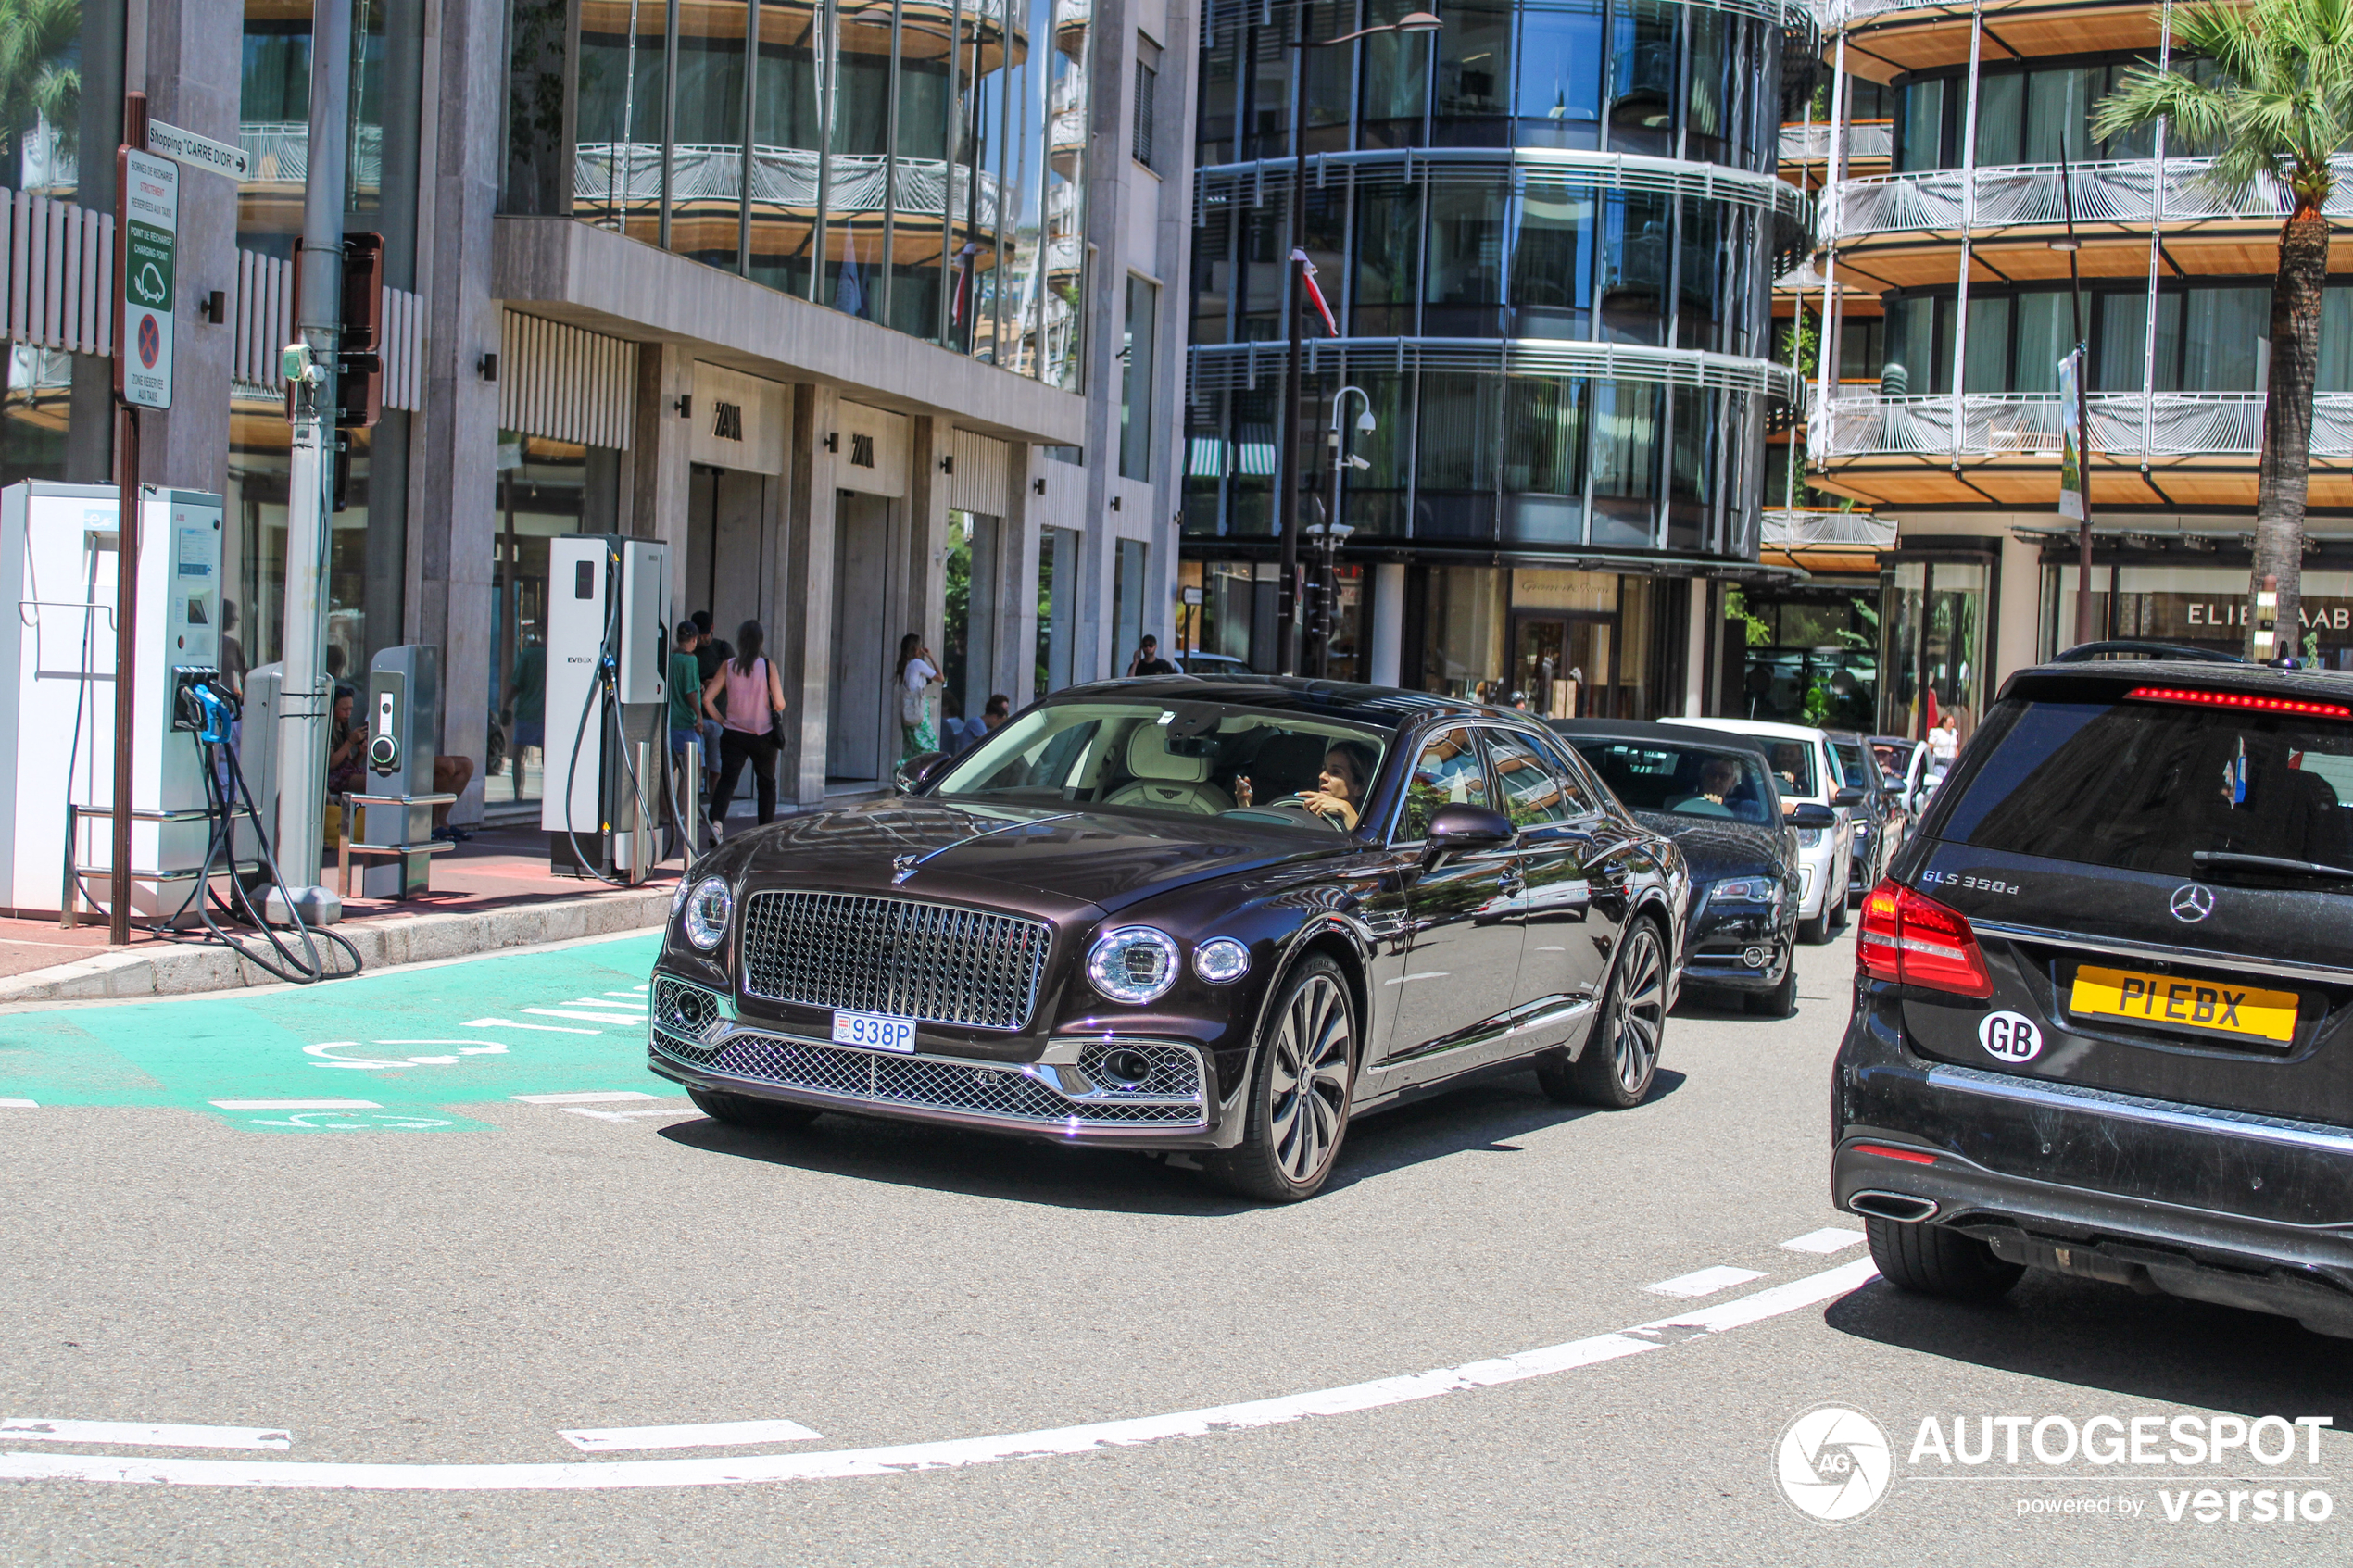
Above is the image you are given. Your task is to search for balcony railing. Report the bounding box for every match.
[1813,392,2353,458]
[240,121,384,186]
[1762,508,1895,547]
[573,144,1001,229]
[1778,119,1891,165]
[1831,155,2353,240]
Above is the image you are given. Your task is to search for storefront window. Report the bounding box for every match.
[1881,559,1985,740]
[1731,582,1879,728]
[2052,564,2353,671]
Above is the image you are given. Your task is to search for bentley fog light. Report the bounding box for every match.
[682,876,734,949]
[1193,936,1252,985]
[1088,925,1180,1004]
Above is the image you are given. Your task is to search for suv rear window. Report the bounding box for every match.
[1942,695,2353,876]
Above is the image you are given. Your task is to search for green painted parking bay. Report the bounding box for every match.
[0,934,663,1132]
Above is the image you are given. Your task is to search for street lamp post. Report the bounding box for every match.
[1306,383,1375,678]
[1273,8,1439,677]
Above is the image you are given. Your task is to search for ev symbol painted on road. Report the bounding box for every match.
[1774,1405,1892,1524]
[305,1040,512,1070]
[1978,1010,2043,1063]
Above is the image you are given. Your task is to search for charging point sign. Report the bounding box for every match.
[117,149,178,410]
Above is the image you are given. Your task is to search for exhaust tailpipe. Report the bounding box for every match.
[1848,1190,1939,1223]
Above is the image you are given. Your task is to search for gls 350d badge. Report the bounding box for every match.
[1776,1405,1893,1524]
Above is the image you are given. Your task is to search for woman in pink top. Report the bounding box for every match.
[701,620,787,830]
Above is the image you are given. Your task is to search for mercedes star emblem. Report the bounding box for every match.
[2169,884,2215,923]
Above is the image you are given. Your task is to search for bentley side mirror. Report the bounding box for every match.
[1790,803,1838,830]
[1831,787,1867,809]
[1427,803,1515,852]
[894,750,956,795]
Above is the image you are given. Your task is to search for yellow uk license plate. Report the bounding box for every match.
[2068,964,2300,1044]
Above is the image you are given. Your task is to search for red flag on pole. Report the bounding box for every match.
[1291,248,1339,337]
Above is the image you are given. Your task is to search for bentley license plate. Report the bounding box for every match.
[2068,964,2299,1045]
[832,1010,918,1053]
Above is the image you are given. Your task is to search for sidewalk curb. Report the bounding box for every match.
[0,889,674,1004]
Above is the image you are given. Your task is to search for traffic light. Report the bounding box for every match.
[335,232,384,430]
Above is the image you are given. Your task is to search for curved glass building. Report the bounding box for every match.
[1182,0,1813,713]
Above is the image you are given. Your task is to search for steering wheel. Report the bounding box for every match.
[1227,797,1349,832]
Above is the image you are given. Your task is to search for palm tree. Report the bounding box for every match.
[2095,0,2353,659]
[0,0,81,191]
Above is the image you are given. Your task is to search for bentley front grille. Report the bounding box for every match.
[738,891,1051,1031]
[651,1026,1206,1128]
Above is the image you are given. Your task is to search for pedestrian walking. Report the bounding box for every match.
[667,621,708,847]
[703,621,786,831]
[898,633,942,759]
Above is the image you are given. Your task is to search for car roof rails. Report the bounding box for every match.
[2049,639,2246,665]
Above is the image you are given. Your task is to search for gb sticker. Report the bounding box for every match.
[1979,1011,2043,1063]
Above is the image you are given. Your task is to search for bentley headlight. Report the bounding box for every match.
[1088,925,1180,1004]
[682,876,734,950]
[1193,936,1252,985]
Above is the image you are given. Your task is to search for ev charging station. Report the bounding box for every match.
[543,534,670,883]
[0,482,227,919]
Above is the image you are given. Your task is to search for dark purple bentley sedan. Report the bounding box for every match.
[648,678,1688,1201]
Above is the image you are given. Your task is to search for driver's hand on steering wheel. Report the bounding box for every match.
[1297,789,1358,831]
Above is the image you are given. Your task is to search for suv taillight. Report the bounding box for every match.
[1856,879,1994,999]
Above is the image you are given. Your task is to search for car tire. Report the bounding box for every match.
[688,1086,824,1132]
[1746,960,1797,1019]
[1798,908,1832,945]
[1206,955,1356,1203]
[1538,919,1667,1109]
[1827,887,1851,934]
[1864,1216,2023,1301]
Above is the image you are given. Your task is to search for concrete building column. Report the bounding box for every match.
[409,0,508,824]
[1368,562,1405,687]
[632,343,696,627]
[1684,579,1709,716]
[906,418,952,702]
[993,445,1040,705]
[778,383,840,809]
[137,0,238,496]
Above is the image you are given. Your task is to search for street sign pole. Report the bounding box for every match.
[107,92,170,945]
[268,0,353,926]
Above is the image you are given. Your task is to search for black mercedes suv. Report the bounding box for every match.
[1834,660,2353,1337]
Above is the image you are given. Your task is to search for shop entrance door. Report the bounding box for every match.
[1511,614,1614,718]
[685,464,768,643]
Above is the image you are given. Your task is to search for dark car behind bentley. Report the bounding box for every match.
[1836,659,2353,1336]
[1552,720,1806,1018]
[650,678,1689,1201]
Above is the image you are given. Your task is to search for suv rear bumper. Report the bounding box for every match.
[1836,1011,2353,1336]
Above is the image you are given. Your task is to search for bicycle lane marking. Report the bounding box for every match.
[0,935,665,1130]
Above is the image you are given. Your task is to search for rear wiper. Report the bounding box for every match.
[2191,850,2353,884]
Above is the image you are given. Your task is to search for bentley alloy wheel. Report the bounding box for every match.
[1538,920,1667,1110]
[1209,955,1355,1203]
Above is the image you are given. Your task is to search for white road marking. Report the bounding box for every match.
[1,1419,291,1451]
[1643,1266,1767,1299]
[0,1260,1878,1491]
[463,1018,602,1035]
[208,1098,382,1111]
[511,1092,662,1105]
[1382,972,1450,985]
[1780,1227,1867,1254]
[522,1008,648,1026]
[560,1420,824,1453]
[0,1098,36,1108]
[561,1105,694,1123]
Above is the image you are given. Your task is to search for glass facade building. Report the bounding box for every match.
[510,0,1092,387]
[1183,0,1810,712]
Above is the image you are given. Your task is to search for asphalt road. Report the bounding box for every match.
[4,926,2350,1567]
